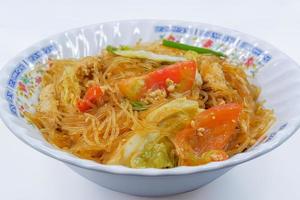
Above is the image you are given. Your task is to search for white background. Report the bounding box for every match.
[0,0,300,199]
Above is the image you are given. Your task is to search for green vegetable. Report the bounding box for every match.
[106,129,177,168]
[106,45,131,52]
[145,97,202,133]
[106,45,117,53]
[130,137,178,168]
[145,98,201,124]
[162,39,226,57]
[119,45,131,50]
[105,44,187,62]
[131,101,149,111]
[114,49,187,62]
[184,50,199,61]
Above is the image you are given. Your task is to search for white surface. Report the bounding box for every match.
[0,0,299,199]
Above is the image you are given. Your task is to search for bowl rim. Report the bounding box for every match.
[1,19,300,176]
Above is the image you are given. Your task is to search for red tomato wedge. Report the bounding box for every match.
[145,61,196,92]
[174,103,242,166]
[118,61,196,100]
[77,85,104,112]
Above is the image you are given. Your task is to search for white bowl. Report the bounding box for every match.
[1,19,300,197]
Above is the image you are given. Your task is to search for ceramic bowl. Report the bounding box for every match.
[1,19,300,197]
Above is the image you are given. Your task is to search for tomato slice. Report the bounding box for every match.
[145,60,196,92]
[77,99,93,112]
[174,103,242,166]
[118,61,196,100]
[84,85,103,103]
[77,85,104,112]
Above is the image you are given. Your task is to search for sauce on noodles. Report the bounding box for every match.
[25,41,275,168]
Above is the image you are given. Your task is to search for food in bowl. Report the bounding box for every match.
[25,39,275,168]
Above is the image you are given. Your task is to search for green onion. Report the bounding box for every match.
[106,45,118,53]
[106,45,131,52]
[119,45,131,50]
[162,39,226,57]
[131,101,149,111]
